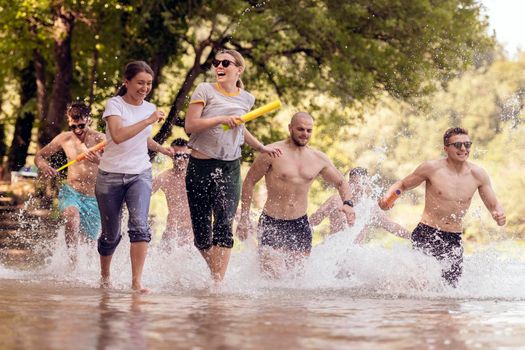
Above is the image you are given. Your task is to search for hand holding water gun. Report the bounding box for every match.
[378,189,402,210]
[222,100,281,130]
[56,140,107,172]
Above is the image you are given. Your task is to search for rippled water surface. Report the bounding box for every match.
[2,278,525,350]
[2,211,525,349]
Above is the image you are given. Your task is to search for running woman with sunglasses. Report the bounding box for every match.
[185,49,281,282]
[379,127,506,286]
[96,61,173,292]
[35,102,105,255]
[152,138,193,249]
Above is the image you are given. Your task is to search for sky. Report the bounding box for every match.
[482,0,525,58]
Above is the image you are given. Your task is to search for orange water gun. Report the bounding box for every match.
[56,140,107,172]
[383,189,402,207]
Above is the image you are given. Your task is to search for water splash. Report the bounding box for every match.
[230,1,272,37]
[2,200,525,300]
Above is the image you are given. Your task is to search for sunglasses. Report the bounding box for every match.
[69,123,86,131]
[174,153,190,159]
[211,59,237,68]
[446,141,472,149]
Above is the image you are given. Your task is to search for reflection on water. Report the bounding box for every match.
[1,279,525,350]
[2,209,525,349]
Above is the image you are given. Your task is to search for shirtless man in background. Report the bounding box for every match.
[152,138,193,249]
[35,102,105,250]
[310,167,410,243]
[237,112,356,278]
[379,127,506,286]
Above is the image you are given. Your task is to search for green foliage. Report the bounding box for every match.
[2,0,512,241]
[317,54,525,239]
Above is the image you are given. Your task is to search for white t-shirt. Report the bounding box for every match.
[99,96,156,174]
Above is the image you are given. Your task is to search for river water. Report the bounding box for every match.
[2,223,525,349]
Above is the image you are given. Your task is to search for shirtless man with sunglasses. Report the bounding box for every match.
[35,102,105,254]
[379,127,505,286]
[152,138,193,249]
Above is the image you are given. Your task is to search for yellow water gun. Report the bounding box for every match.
[222,100,281,131]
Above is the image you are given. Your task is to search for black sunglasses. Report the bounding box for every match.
[69,123,86,131]
[174,153,190,159]
[446,141,472,150]
[212,59,237,68]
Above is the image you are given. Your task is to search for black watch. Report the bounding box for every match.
[343,199,354,207]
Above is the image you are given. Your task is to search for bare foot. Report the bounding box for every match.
[67,250,78,271]
[208,280,223,294]
[100,277,112,289]
[132,284,150,294]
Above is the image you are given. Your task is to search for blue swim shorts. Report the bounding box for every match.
[58,184,101,240]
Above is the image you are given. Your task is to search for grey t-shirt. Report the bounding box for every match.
[188,82,255,160]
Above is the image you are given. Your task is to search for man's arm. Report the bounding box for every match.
[152,171,167,193]
[477,167,506,226]
[318,155,355,226]
[147,137,173,157]
[376,211,411,239]
[236,153,272,240]
[353,226,371,244]
[309,195,339,227]
[34,134,65,177]
[354,210,410,244]
[379,161,432,210]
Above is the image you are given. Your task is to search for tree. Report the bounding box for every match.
[7,65,36,172]
[149,0,491,147]
[0,0,492,160]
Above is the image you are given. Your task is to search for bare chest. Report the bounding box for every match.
[63,135,96,160]
[163,175,188,201]
[270,155,321,184]
[428,173,479,203]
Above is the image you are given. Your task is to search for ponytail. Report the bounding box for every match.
[236,78,244,89]
[116,84,127,96]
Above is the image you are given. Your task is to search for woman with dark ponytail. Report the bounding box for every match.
[96,61,173,292]
[185,49,281,282]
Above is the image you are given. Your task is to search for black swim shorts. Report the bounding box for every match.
[258,213,312,253]
[411,223,463,286]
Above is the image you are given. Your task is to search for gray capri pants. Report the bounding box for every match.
[95,168,152,256]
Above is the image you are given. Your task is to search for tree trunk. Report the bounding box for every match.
[152,41,214,146]
[88,46,99,108]
[38,6,75,146]
[148,52,168,101]
[7,65,37,172]
[34,49,48,148]
[7,112,35,173]
[0,95,5,168]
[0,123,6,164]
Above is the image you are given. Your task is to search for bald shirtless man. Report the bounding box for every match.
[152,138,193,248]
[237,112,356,278]
[35,102,105,250]
[310,167,410,243]
[379,127,506,286]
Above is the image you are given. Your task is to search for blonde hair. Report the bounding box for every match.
[217,49,245,89]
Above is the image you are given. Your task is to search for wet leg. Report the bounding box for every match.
[130,242,149,293]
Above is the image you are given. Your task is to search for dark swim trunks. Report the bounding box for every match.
[411,223,463,286]
[258,213,312,253]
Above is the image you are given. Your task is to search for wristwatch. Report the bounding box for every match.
[343,199,354,207]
